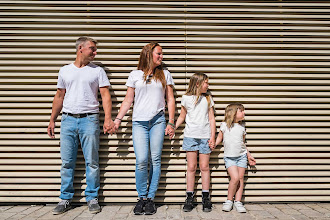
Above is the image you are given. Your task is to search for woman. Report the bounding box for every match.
[112,42,175,215]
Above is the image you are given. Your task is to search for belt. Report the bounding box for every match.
[63,112,98,118]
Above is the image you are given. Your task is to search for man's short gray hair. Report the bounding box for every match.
[75,36,98,51]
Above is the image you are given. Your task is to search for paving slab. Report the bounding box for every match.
[22,206,54,220]
[290,214,311,220]
[0,207,14,213]
[297,209,325,218]
[166,207,182,219]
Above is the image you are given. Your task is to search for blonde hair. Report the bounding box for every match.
[223,103,245,128]
[75,36,97,51]
[185,72,211,106]
[137,42,166,88]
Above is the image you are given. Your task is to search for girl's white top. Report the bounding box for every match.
[126,69,174,121]
[181,95,214,139]
[220,122,247,157]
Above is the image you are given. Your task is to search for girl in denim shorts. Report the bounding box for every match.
[215,104,256,213]
[175,73,216,213]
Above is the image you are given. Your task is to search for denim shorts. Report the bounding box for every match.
[182,137,211,154]
[224,153,248,169]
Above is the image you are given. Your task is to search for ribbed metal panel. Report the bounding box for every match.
[0,1,329,203]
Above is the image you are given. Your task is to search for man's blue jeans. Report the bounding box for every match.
[132,111,166,199]
[59,113,100,202]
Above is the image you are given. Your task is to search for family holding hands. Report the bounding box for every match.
[47,36,256,216]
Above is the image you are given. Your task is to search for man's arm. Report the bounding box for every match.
[100,86,113,134]
[47,88,66,138]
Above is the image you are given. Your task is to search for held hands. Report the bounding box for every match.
[109,118,121,135]
[103,118,115,134]
[208,138,215,151]
[165,124,175,140]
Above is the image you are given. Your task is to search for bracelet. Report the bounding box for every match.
[167,122,175,128]
[115,117,122,121]
[169,118,174,122]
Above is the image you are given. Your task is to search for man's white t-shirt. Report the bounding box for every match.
[181,95,214,139]
[57,63,110,114]
[220,122,247,157]
[126,69,174,121]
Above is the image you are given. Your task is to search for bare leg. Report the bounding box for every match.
[234,167,246,201]
[226,166,239,200]
[199,153,210,190]
[186,151,198,192]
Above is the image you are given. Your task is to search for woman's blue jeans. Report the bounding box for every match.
[59,113,100,202]
[132,111,166,199]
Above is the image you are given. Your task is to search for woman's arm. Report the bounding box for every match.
[110,87,135,135]
[165,85,175,139]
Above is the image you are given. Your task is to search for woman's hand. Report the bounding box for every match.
[110,118,121,135]
[165,124,175,140]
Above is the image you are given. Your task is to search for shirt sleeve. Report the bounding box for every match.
[209,95,215,108]
[220,122,227,133]
[164,70,174,85]
[181,95,186,108]
[125,71,135,88]
[98,68,110,87]
[56,68,65,89]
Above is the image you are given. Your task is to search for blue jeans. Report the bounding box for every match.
[132,111,166,199]
[59,113,100,202]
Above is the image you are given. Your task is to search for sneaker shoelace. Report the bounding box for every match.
[89,198,98,205]
[58,200,70,206]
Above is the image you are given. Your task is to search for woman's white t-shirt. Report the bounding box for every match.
[181,95,214,139]
[220,122,247,157]
[126,69,174,121]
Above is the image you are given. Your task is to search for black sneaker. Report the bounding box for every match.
[87,198,101,214]
[202,192,212,212]
[133,198,145,215]
[52,199,72,215]
[183,192,194,212]
[144,198,156,215]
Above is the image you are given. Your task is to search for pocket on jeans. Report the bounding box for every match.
[87,114,99,123]
[61,113,68,122]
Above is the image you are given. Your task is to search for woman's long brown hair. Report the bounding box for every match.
[137,42,166,88]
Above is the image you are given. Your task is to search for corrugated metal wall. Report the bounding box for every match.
[0,1,330,203]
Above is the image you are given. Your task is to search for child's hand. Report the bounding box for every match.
[248,154,256,166]
[208,138,215,151]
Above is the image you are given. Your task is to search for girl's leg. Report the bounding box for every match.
[234,167,246,201]
[186,151,198,192]
[199,153,210,190]
[226,166,240,201]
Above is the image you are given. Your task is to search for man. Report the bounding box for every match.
[47,36,113,214]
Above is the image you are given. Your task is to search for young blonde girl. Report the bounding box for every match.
[215,103,256,213]
[175,73,216,212]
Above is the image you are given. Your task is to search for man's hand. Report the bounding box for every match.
[47,121,56,138]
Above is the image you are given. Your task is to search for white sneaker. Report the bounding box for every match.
[222,200,233,212]
[234,201,246,213]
